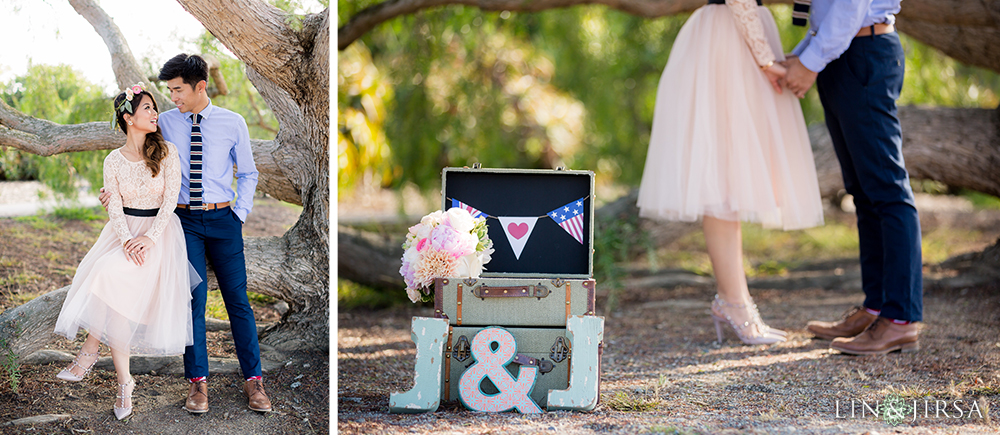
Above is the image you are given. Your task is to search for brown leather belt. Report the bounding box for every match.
[176,201,230,211]
[856,23,894,38]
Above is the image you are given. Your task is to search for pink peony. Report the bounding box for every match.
[430,224,476,258]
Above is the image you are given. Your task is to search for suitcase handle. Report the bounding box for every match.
[472,284,550,299]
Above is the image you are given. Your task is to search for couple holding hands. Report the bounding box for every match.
[638,0,923,352]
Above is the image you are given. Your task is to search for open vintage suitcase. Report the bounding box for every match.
[390,167,605,413]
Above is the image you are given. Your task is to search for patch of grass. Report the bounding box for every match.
[0,318,23,394]
[337,279,403,310]
[0,272,43,289]
[921,227,983,264]
[748,260,791,277]
[0,258,22,268]
[961,189,1000,210]
[52,205,105,221]
[248,291,276,306]
[10,291,44,306]
[206,290,230,320]
[604,391,660,412]
[204,290,277,321]
[41,251,63,263]
[14,215,59,231]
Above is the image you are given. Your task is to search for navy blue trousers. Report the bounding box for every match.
[816,32,923,322]
[176,207,262,379]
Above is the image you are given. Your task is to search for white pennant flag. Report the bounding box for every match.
[498,217,538,260]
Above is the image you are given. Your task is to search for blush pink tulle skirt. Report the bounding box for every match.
[54,213,198,356]
[637,5,824,230]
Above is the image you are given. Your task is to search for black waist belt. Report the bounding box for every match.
[123,207,159,217]
[708,0,763,5]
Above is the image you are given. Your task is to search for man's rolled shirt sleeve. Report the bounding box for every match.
[795,0,873,73]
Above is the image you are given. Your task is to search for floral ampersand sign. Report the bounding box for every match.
[458,327,542,413]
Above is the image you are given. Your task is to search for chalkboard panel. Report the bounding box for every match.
[442,168,594,278]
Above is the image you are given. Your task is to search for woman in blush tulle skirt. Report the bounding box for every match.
[53,84,199,420]
[637,0,824,345]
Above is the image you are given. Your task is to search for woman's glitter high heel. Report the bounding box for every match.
[711,295,785,345]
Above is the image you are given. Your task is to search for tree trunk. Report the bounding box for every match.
[0,0,329,358]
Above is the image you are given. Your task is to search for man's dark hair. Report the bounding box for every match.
[158,53,209,90]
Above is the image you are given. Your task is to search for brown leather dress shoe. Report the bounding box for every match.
[806,306,877,340]
[184,381,209,414]
[830,317,920,355]
[244,379,272,412]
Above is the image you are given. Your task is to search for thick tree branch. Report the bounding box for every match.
[0,99,122,156]
[338,0,705,50]
[68,0,173,109]
[175,0,319,101]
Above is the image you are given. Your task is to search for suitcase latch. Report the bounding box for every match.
[452,335,471,362]
[550,336,570,363]
[473,284,550,299]
[512,354,554,374]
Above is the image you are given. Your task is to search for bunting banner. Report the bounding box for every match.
[447,196,589,260]
[497,217,538,260]
[451,199,485,219]
[547,198,586,245]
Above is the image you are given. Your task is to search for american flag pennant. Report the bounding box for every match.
[451,199,485,219]
[548,197,586,244]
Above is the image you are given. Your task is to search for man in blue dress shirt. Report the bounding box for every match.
[101,54,272,413]
[783,0,923,355]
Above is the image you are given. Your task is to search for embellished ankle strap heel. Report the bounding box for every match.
[711,295,785,345]
[56,349,100,382]
[114,377,135,420]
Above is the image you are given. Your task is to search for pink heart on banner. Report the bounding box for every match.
[507,222,529,239]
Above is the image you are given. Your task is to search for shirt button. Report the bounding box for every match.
[810,30,817,36]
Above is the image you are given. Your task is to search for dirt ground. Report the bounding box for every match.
[337,207,1000,434]
[0,194,329,434]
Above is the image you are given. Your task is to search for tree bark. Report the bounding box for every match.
[0,0,330,358]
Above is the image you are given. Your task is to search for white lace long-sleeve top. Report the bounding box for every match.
[726,0,776,67]
[103,141,181,245]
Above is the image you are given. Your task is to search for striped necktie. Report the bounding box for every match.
[190,113,204,209]
[792,0,811,26]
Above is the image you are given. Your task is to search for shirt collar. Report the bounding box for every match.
[189,99,215,122]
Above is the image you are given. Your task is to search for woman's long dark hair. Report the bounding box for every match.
[113,90,168,177]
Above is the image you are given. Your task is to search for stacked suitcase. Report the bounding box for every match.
[390,167,605,413]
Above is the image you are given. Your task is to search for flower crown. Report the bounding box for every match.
[109,82,148,130]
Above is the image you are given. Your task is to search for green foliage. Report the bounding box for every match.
[0,317,24,394]
[604,390,660,412]
[338,42,398,196]
[338,278,403,310]
[962,190,1000,210]
[339,4,1000,199]
[51,205,105,221]
[1,64,110,196]
[899,36,1000,108]
[594,212,651,314]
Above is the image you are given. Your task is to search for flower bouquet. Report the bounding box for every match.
[399,208,494,303]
